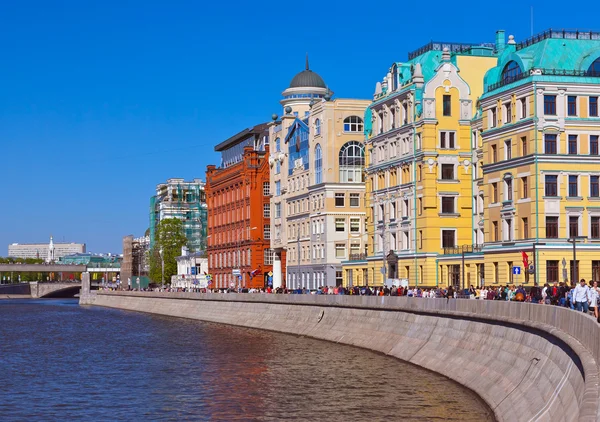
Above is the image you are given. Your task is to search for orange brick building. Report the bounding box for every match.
[206,123,285,289]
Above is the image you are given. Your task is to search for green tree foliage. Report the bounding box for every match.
[149,218,187,284]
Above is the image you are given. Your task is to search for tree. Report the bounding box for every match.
[149,218,187,284]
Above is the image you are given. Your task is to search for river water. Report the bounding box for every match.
[0,299,494,421]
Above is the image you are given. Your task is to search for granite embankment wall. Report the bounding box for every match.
[81,291,600,422]
[0,283,30,298]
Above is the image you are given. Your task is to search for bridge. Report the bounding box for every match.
[0,281,85,298]
[0,263,119,282]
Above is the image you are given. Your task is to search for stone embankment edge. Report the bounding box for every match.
[82,292,600,422]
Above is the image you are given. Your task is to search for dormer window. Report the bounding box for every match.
[587,57,600,77]
[500,61,523,84]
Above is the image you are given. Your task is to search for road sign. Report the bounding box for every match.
[513,266,521,275]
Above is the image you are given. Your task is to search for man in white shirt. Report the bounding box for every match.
[573,279,590,313]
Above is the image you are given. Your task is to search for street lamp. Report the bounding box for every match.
[568,236,586,283]
[159,247,165,286]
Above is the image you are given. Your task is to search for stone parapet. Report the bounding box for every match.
[84,292,600,422]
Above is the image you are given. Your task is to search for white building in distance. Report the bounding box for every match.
[8,237,86,261]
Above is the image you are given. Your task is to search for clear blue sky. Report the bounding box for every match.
[1,0,598,254]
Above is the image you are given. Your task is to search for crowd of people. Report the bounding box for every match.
[109,278,600,321]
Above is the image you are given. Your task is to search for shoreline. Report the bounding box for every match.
[0,294,32,300]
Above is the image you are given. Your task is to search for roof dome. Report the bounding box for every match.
[288,55,327,88]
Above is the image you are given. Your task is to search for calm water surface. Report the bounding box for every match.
[0,299,494,421]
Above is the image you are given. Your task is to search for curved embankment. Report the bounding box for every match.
[81,292,600,422]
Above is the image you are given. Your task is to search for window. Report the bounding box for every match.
[506,219,513,241]
[505,140,512,159]
[590,97,599,117]
[490,107,497,127]
[523,217,529,239]
[274,202,281,218]
[263,182,270,196]
[544,95,557,115]
[505,178,513,201]
[546,217,559,238]
[350,193,360,207]
[441,197,455,214]
[491,145,497,162]
[569,216,579,238]
[443,95,451,116]
[275,181,281,196]
[264,224,271,240]
[335,193,345,207]
[544,134,557,154]
[591,176,600,197]
[492,182,498,203]
[568,175,578,197]
[505,102,512,123]
[520,98,527,119]
[315,144,322,184]
[263,203,270,218]
[418,198,423,215]
[521,177,528,199]
[591,136,599,155]
[418,230,423,249]
[591,217,600,239]
[568,135,578,155]
[350,218,360,233]
[264,249,273,265]
[343,116,363,132]
[339,141,365,183]
[441,164,455,180]
[545,175,558,197]
[440,131,455,148]
[315,119,321,136]
[521,137,527,156]
[501,61,523,83]
[493,221,499,241]
[567,96,577,116]
[275,137,280,153]
[335,218,345,232]
[442,230,455,248]
[335,243,346,259]
[547,260,559,283]
[570,260,580,284]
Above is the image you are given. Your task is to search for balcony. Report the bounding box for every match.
[348,253,367,261]
[443,244,484,255]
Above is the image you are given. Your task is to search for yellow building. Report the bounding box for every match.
[477,29,600,286]
[342,35,499,288]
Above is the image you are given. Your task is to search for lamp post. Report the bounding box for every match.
[568,236,586,283]
[159,247,164,286]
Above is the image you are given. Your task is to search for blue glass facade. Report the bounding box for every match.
[286,119,310,175]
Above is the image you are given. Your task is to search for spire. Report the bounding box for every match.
[306,53,309,70]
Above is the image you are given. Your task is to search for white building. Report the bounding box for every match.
[171,246,209,289]
[8,237,86,261]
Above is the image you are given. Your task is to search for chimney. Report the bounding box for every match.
[496,30,506,54]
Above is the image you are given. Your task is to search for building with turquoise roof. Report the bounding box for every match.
[343,32,499,288]
[472,29,600,286]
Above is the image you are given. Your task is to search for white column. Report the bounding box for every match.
[273,251,282,289]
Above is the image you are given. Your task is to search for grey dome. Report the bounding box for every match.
[289,69,327,88]
[288,55,327,89]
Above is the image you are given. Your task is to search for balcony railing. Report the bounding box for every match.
[486,68,600,93]
[408,41,495,60]
[348,253,367,261]
[443,244,484,255]
[517,29,600,50]
[486,71,529,92]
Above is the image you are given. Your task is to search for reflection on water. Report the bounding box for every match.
[0,299,493,421]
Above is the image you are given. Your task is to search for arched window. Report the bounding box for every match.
[339,141,365,183]
[343,116,364,132]
[275,137,280,153]
[587,58,600,77]
[315,144,322,184]
[501,61,522,83]
[315,119,321,136]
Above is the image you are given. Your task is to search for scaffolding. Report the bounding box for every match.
[149,178,208,253]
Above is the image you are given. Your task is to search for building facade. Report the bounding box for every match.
[8,237,86,261]
[268,60,369,289]
[342,34,499,288]
[150,178,208,252]
[172,246,209,289]
[206,124,277,289]
[471,29,600,286]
